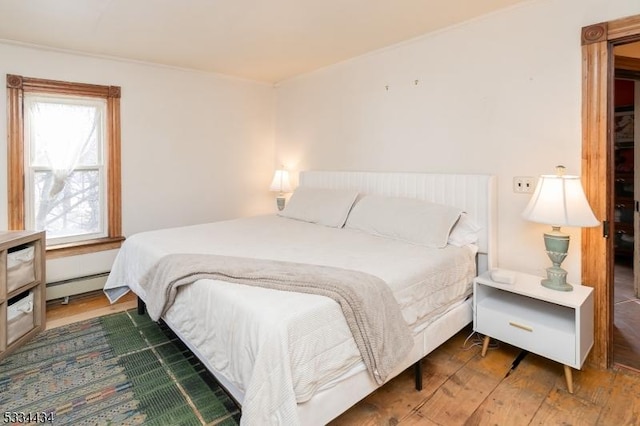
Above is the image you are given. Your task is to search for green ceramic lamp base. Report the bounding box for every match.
[541,227,573,292]
[541,273,573,291]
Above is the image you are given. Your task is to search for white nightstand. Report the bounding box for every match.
[473,270,594,394]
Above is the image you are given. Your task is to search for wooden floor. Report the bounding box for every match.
[46,290,137,330]
[46,292,640,426]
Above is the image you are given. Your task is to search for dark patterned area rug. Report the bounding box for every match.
[0,310,241,425]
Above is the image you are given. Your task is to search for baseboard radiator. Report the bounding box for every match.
[46,272,110,301]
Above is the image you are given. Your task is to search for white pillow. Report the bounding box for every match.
[448,212,482,247]
[345,195,463,248]
[279,187,359,227]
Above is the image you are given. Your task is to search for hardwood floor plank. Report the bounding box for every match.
[399,412,440,425]
[330,327,483,425]
[531,388,603,426]
[329,369,425,425]
[41,291,640,425]
[465,354,558,426]
[597,370,640,425]
[412,343,518,425]
[46,290,136,329]
[527,361,616,426]
[416,368,500,425]
[571,364,617,405]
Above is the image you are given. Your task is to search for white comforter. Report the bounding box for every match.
[104,215,476,425]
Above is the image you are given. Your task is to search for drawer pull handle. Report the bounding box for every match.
[509,321,533,332]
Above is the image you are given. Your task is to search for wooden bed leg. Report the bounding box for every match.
[414,359,423,391]
[137,297,146,315]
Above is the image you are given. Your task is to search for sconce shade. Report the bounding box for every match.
[269,169,292,193]
[521,174,599,228]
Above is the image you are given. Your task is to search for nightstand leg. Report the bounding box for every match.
[564,365,574,394]
[481,336,490,357]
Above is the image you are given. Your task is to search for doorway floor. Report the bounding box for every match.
[614,261,640,371]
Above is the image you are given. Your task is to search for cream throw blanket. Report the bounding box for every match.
[139,253,414,385]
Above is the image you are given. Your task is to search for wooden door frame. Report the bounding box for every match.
[582,15,640,369]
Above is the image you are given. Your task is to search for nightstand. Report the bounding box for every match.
[473,270,594,394]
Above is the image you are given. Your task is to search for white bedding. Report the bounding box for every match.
[104,215,476,425]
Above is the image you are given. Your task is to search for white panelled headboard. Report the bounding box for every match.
[299,171,497,274]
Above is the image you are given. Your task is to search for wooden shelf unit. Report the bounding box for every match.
[0,230,46,361]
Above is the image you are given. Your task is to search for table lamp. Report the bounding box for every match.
[269,168,292,211]
[521,166,600,291]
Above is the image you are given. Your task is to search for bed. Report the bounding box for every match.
[104,170,497,425]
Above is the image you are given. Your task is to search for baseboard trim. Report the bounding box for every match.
[46,273,109,301]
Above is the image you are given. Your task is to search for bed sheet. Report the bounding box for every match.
[104,215,476,424]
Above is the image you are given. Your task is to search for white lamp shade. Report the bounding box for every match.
[522,174,599,227]
[269,169,292,193]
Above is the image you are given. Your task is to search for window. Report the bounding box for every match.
[7,75,123,258]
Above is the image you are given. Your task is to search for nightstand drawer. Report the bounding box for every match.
[476,290,576,366]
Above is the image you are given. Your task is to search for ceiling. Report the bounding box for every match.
[615,41,640,59]
[0,0,528,83]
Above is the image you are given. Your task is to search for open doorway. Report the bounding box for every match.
[581,16,640,370]
[613,43,640,372]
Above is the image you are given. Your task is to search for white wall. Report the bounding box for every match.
[0,43,276,283]
[3,0,639,287]
[275,0,640,284]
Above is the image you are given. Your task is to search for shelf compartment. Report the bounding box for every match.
[7,290,35,345]
[7,244,35,293]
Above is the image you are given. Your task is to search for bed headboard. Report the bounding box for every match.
[299,171,497,274]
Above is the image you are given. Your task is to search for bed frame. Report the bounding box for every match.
[149,171,497,425]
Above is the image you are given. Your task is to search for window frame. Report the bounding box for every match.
[24,93,109,245]
[6,74,123,258]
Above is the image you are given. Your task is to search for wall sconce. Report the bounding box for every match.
[269,168,292,211]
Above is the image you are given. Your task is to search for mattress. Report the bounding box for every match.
[104,215,476,424]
